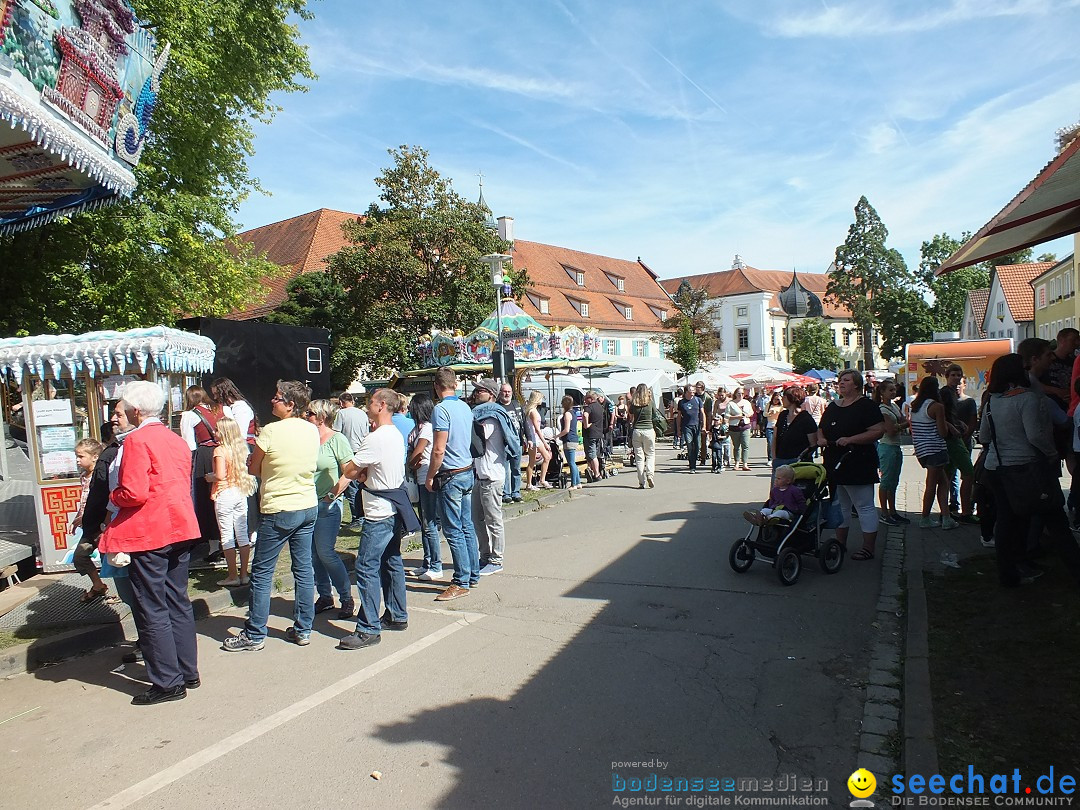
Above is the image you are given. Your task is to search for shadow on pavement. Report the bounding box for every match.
[372,492,877,808]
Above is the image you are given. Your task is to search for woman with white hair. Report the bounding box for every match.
[100,380,201,705]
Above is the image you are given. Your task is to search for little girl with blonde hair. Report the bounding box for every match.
[211,417,258,586]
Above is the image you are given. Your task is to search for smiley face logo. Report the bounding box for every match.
[848,768,876,798]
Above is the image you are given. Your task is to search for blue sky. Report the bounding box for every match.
[236,0,1080,279]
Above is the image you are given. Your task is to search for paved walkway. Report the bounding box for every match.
[0,438,891,809]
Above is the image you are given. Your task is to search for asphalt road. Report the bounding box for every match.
[0,443,882,809]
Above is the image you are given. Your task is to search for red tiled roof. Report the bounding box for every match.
[995,262,1054,323]
[660,266,851,319]
[229,209,363,320]
[511,240,674,333]
[966,288,989,338]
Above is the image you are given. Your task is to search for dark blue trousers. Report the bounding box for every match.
[128,543,199,690]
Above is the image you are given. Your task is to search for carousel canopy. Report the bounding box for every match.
[0,326,216,384]
[0,0,168,233]
[474,299,550,337]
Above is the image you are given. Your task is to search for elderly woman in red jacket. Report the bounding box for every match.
[100,380,201,706]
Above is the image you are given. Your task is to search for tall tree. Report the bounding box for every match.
[872,286,935,360]
[668,319,700,377]
[327,146,515,376]
[827,196,911,370]
[918,232,988,333]
[789,318,842,372]
[0,0,314,335]
[657,280,719,362]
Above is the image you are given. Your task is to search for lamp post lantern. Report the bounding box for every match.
[482,253,513,380]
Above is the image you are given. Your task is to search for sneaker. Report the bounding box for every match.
[512,495,523,502]
[417,569,445,582]
[313,596,336,614]
[879,513,899,526]
[380,611,408,631]
[941,515,960,531]
[203,550,225,567]
[892,513,911,524]
[957,513,980,524]
[131,685,187,706]
[337,599,355,619]
[284,626,310,646]
[479,563,503,576]
[742,510,765,526]
[121,647,143,664]
[434,584,470,602]
[218,577,242,587]
[222,631,264,652]
[646,477,655,488]
[919,516,941,529]
[980,537,996,548]
[337,632,381,650]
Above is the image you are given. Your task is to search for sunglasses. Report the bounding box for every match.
[271,396,284,403]
[305,410,316,418]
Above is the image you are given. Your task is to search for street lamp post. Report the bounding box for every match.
[482,253,513,380]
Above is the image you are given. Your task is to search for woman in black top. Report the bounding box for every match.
[771,386,817,480]
[813,369,886,561]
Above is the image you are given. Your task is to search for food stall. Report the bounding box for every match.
[0,326,216,572]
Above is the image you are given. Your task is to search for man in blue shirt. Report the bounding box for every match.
[675,385,704,473]
[391,394,415,464]
[425,367,479,600]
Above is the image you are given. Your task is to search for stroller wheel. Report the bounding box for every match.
[818,539,845,574]
[728,539,755,573]
[776,549,801,586]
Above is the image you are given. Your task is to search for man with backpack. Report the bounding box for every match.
[471,378,521,576]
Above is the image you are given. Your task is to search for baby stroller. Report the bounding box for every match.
[727,459,844,586]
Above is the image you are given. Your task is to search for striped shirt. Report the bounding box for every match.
[909,401,946,458]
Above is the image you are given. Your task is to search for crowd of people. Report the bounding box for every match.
[64,335,1080,704]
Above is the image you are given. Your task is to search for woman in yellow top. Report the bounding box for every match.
[223,380,320,652]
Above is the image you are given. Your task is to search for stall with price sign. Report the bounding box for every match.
[0,327,216,572]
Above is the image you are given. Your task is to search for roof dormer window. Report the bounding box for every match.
[616,277,625,291]
[580,301,589,317]
[576,271,585,287]
[624,306,632,320]
[539,298,550,315]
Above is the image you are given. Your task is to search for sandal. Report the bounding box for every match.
[850,548,875,561]
[80,585,108,604]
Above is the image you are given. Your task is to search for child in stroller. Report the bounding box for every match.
[709,421,729,473]
[742,465,805,526]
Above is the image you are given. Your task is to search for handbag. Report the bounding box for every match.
[822,497,844,529]
[652,407,668,436]
[984,400,1063,514]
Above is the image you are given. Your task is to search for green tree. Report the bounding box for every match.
[789,318,842,372]
[657,280,718,362]
[918,232,987,333]
[827,196,911,369]
[668,319,700,377]
[872,286,935,360]
[327,146,515,376]
[0,0,314,335]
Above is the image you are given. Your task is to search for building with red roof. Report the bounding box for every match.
[982,262,1054,341]
[661,256,889,370]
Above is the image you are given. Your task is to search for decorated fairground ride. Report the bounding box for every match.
[0,0,169,233]
[404,298,611,401]
[0,327,216,572]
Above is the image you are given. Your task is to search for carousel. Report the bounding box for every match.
[404,299,611,401]
[0,326,216,571]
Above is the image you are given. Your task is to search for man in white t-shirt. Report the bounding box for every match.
[338,389,407,650]
[471,379,514,575]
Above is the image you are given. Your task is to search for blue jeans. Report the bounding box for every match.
[354,515,407,635]
[312,498,351,602]
[245,506,317,642]
[345,479,362,524]
[765,426,775,461]
[437,469,479,588]
[564,444,581,486]
[417,485,443,573]
[681,425,701,470]
[504,456,521,500]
